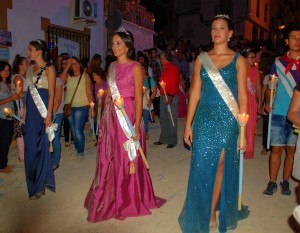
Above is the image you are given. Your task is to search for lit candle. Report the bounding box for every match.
[268,74,278,89]
[4,107,11,115]
[267,74,278,149]
[159,80,166,89]
[16,81,22,94]
[89,102,95,140]
[97,89,104,98]
[3,107,24,124]
[90,102,95,116]
[159,80,175,127]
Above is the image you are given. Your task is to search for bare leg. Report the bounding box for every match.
[283,146,296,180]
[269,146,284,181]
[210,149,225,223]
[17,136,24,162]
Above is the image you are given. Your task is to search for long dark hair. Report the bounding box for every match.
[12,54,27,74]
[114,31,135,58]
[29,39,50,63]
[0,61,12,83]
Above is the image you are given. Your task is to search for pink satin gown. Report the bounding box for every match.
[84,62,165,222]
[245,66,259,159]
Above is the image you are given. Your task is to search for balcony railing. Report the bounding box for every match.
[105,0,155,31]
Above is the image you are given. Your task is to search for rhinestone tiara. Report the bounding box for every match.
[215,14,230,20]
[116,26,130,35]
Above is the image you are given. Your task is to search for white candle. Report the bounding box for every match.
[16,81,22,94]
[268,74,278,89]
[89,102,95,117]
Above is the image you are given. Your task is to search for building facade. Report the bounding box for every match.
[174,0,271,47]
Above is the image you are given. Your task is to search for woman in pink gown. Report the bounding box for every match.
[242,49,262,159]
[84,31,165,222]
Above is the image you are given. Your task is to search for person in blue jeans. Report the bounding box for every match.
[61,57,93,159]
[51,76,64,170]
[141,62,157,139]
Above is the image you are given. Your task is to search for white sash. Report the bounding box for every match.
[107,62,138,162]
[28,70,57,142]
[275,59,296,98]
[199,52,239,121]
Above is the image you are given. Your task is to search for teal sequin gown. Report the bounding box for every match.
[179,53,241,233]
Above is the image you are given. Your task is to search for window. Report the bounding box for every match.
[264,4,268,22]
[47,26,90,61]
[256,0,260,17]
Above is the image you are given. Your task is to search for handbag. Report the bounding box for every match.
[63,73,83,118]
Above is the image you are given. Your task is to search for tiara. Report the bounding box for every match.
[116,26,129,35]
[215,14,230,19]
[36,39,43,45]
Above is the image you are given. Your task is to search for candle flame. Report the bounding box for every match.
[159,81,166,88]
[4,107,11,115]
[98,89,104,96]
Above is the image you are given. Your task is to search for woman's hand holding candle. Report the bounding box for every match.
[114,96,149,169]
[16,81,22,94]
[237,113,249,151]
[89,102,95,118]
[4,107,25,124]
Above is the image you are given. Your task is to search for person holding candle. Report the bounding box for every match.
[154,51,180,148]
[178,15,248,233]
[141,62,157,140]
[23,39,56,199]
[12,54,29,162]
[0,61,19,172]
[51,75,64,171]
[91,67,107,142]
[60,56,93,159]
[263,25,300,197]
[85,30,165,222]
[241,48,262,159]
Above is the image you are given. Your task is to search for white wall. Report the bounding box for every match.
[122,20,155,53]
[7,0,104,63]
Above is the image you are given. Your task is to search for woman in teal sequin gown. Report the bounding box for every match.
[179,15,248,233]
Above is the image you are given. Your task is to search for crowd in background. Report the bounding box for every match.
[0,34,292,174]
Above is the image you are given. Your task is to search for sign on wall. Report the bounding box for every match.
[0,30,12,47]
[0,48,10,60]
[57,38,80,57]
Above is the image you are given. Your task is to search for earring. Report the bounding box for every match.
[228,38,230,42]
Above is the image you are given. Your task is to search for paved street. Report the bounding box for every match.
[0,118,299,233]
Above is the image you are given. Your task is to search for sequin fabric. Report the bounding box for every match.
[179,53,240,233]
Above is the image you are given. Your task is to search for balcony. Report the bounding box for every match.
[105,0,155,31]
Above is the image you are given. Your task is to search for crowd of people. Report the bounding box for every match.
[0,13,299,233]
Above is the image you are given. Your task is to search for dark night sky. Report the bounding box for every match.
[140,0,172,32]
